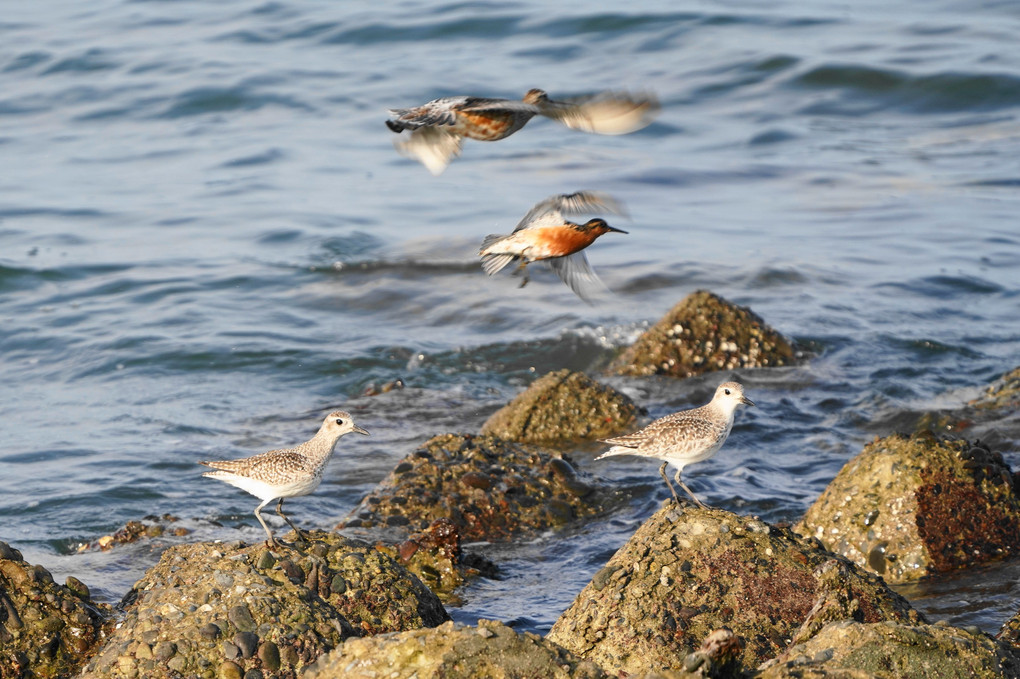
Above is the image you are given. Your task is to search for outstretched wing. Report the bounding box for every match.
[387,96,473,129]
[538,90,660,135]
[546,251,610,304]
[392,127,464,175]
[514,191,627,232]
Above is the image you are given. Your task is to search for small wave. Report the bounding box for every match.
[792,64,1020,114]
[158,86,313,119]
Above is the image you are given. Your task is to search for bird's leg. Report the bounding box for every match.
[675,469,708,509]
[658,462,681,505]
[276,498,308,542]
[513,260,530,288]
[255,499,281,550]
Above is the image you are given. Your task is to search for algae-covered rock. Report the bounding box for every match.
[971,367,1020,411]
[0,541,109,679]
[339,434,605,541]
[79,514,190,552]
[999,606,1020,652]
[796,431,1020,583]
[610,290,797,378]
[547,505,920,676]
[303,618,609,679]
[481,369,639,443]
[760,620,1020,679]
[374,519,498,602]
[81,531,448,678]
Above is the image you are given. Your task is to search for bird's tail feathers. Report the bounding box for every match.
[594,446,634,460]
[480,252,516,276]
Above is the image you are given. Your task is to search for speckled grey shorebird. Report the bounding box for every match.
[596,382,754,508]
[200,411,369,548]
[386,88,659,174]
[479,191,628,302]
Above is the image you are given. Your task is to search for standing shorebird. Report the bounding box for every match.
[386,88,659,174]
[479,191,628,302]
[200,411,369,548]
[596,382,754,508]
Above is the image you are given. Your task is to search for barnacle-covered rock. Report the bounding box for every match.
[303,619,609,679]
[339,434,605,541]
[0,541,109,679]
[481,369,638,443]
[796,431,1020,583]
[547,505,920,676]
[610,290,798,378]
[80,532,448,678]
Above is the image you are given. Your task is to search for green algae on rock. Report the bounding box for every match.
[303,618,609,679]
[481,369,639,443]
[0,541,110,679]
[796,431,1020,583]
[373,518,498,603]
[547,505,920,676]
[609,290,798,378]
[339,434,605,541]
[1000,605,1020,653]
[760,620,1020,679]
[80,532,448,679]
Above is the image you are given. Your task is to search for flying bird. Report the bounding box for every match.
[478,191,628,303]
[386,88,659,174]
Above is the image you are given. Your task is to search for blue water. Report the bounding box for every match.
[2,0,1019,637]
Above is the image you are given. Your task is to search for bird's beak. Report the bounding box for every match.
[741,396,755,407]
[353,425,370,436]
[606,225,628,234]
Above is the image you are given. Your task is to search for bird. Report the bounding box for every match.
[478,191,628,303]
[199,411,369,549]
[386,88,659,174]
[596,382,754,508]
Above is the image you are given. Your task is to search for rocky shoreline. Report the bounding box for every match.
[3,291,1019,678]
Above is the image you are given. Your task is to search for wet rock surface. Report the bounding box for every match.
[481,369,639,443]
[77,514,191,552]
[999,606,1020,652]
[0,541,109,679]
[303,618,609,679]
[547,504,920,676]
[81,531,448,678]
[373,519,498,603]
[760,620,1020,679]
[917,366,1020,446]
[796,431,1020,583]
[339,433,605,541]
[610,290,798,378]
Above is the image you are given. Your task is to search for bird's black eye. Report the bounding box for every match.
[724,389,731,395]
[335,418,344,425]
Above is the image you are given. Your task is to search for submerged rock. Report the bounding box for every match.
[610,290,798,378]
[0,541,109,679]
[547,504,920,676]
[796,431,1020,583]
[999,605,1020,653]
[971,366,1020,411]
[374,519,498,603]
[760,620,1020,679]
[78,514,190,552]
[303,619,609,679]
[339,434,605,541]
[81,531,448,678]
[917,366,1020,446]
[481,369,639,443]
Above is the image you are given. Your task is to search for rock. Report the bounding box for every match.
[481,369,639,443]
[0,540,109,678]
[78,514,190,552]
[610,290,798,378]
[374,519,498,602]
[338,434,605,541]
[759,620,1020,678]
[971,367,1020,411]
[999,606,1020,652]
[547,505,920,676]
[303,618,609,679]
[80,531,449,678]
[796,431,1020,583]
[916,367,1020,446]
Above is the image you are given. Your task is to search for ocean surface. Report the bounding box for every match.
[2,0,1019,638]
